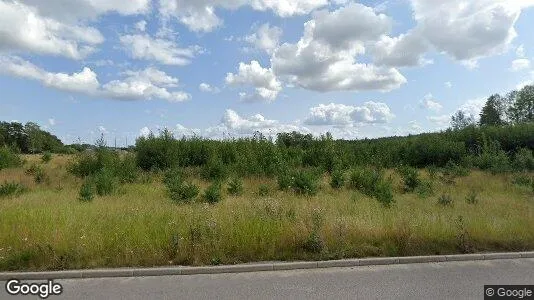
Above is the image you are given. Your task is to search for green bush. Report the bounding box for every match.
[168,181,200,203]
[115,154,139,183]
[512,148,534,171]
[201,159,228,181]
[163,168,183,186]
[41,152,52,163]
[93,168,117,196]
[277,171,293,191]
[443,160,470,177]
[78,181,94,202]
[292,170,319,196]
[33,167,47,184]
[227,178,244,196]
[0,147,21,170]
[512,174,532,187]
[203,183,223,204]
[0,182,26,198]
[398,166,420,192]
[415,180,434,198]
[330,169,345,189]
[349,167,394,206]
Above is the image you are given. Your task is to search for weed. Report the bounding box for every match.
[438,193,453,206]
[93,168,116,196]
[0,182,26,198]
[78,181,94,202]
[330,169,345,189]
[512,174,532,187]
[203,183,223,204]
[465,190,479,204]
[258,184,270,197]
[41,152,52,163]
[398,166,420,192]
[227,178,244,196]
[415,180,434,198]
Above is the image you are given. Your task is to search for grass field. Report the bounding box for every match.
[0,154,533,272]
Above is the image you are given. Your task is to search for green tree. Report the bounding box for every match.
[451,111,475,130]
[509,85,534,124]
[479,94,504,126]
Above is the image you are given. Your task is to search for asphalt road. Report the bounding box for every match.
[2,258,534,300]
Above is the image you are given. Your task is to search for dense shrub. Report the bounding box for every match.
[512,174,532,187]
[78,181,94,202]
[442,160,470,177]
[227,178,244,196]
[277,171,293,191]
[93,168,117,196]
[512,148,534,171]
[398,166,420,192]
[41,152,52,163]
[201,159,228,181]
[203,183,223,204]
[349,167,394,206]
[168,182,200,203]
[330,169,345,189]
[115,154,139,183]
[33,167,47,184]
[415,180,434,198]
[0,182,26,198]
[292,170,319,196]
[0,147,21,170]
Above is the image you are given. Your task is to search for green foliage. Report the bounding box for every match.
[292,170,319,196]
[512,148,534,171]
[0,147,21,170]
[509,85,534,124]
[512,174,532,187]
[227,178,244,196]
[115,154,139,183]
[0,182,26,198]
[33,166,47,184]
[201,159,228,181]
[0,121,63,154]
[438,194,453,206]
[398,166,420,192]
[349,167,394,206]
[93,168,117,196]
[41,152,52,163]
[443,160,470,177]
[479,94,505,126]
[277,171,293,191]
[168,181,200,203]
[78,181,95,202]
[330,169,345,189]
[415,180,434,199]
[302,232,323,253]
[203,183,223,204]
[451,111,475,131]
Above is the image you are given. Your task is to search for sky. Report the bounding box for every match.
[0,0,533,146]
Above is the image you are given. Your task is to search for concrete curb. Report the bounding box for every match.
[1,252,533,281]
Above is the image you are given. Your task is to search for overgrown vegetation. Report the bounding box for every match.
[0,182,26,198]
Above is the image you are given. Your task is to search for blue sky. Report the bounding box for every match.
[0,0,533,146]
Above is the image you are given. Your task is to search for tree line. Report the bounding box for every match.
[451,84,534,129]
[0,122,64,153]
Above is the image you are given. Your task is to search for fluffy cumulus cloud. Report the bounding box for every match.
[409,0,531,64]
[0,1,104,59]
[158,0,329,32]
[226,61,282,102]
[243,23,283,54]
[511,59,531,71]
[419,94,443,112]
[120,34,200,66]
[271,3,407,93]
[199,83,220,93]
[0,56,190,102]
[304,102,395,126]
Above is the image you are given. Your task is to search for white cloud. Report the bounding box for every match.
[458,97,487,118]
[158,0,329,32]
[226,61,282,102]
[511,59,531,71]
[139,126,151,138]
[370,30,430,67]
[271,3,407,92]
[427,115,451,127]
[0,1,104,59]
[199,83,220,93]
[0,56,190,103]
[48,118,56,126]
[419,93,443,112]
[120,34,199,66]
[135,20,147,32]
[410,0,527,64]
[244,23,283,54]
[304,102,395,126]
[445,81,452,88]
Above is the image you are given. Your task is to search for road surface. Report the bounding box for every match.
[2,258,534,299]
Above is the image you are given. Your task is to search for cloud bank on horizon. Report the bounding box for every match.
[0,0,533,143]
